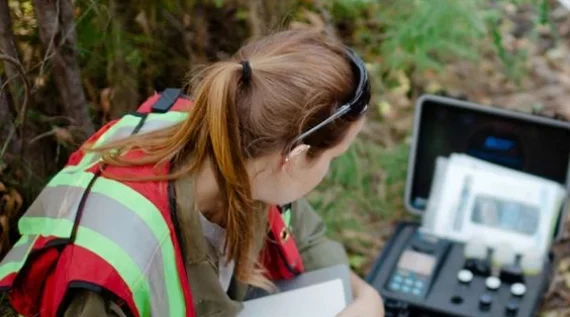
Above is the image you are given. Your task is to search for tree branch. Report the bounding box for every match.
[248,0,263,39]
[0,75,19,159]
[32,0,94,139]
[0,0,23,103]
[0,54,30,158]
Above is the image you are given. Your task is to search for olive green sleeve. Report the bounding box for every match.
[63,290,128,317]
[289,198,349,272]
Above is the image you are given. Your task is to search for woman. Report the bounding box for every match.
[0,29,384,316]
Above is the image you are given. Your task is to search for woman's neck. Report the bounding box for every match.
[193,156,266,228]
[195,159,226,227]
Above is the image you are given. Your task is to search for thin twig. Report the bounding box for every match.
[37,114,76,124]
[0,123,17,161]
[28,129,57,144]
[37,0,62,84]
[0,54,31,157]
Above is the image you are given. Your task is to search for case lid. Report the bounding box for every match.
[404,94,570,240]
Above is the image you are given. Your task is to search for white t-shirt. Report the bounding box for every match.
[198,213,235,292]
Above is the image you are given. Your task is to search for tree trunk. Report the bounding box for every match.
[32,0,94,140]
[0,0,22,160]
[0,0,22,103]
[0,75,19,158]
[107,0,140,120]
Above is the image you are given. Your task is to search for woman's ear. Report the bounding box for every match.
[282,144,311,170]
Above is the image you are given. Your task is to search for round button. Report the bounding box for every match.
[479,293,492,310]
[510,283,527,297]
[457,269,473,284]
[450,295,463,305]
[485,276,501,290]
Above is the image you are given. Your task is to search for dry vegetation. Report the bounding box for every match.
[1,0,570,315]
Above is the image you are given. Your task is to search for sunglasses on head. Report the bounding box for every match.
[289,46,371,147]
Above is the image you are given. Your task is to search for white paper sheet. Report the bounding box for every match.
[421,153,567,259]
[237,278,347,317]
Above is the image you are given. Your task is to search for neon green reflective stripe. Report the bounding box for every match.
[64,116,135,172]
[19,217,152,316]
[282,208,292,228]
[43,171,185,316]
[0,235,35,280]
[0,262,20,276]
[146,111,188,122]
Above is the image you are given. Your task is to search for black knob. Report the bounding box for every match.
[500,264,524,284]
[505,299,519,316]
[465,258,491,276]
[479,293,493,311]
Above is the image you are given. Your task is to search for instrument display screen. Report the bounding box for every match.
[397,250,437,276]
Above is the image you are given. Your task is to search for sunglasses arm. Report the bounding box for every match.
[289,104,352,145]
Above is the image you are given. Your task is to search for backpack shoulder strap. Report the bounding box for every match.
[151,88,183,113]
[136,88,192,114]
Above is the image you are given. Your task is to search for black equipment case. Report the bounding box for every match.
[366,95,570,317]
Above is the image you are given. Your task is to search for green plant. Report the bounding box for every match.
[330,0,491,74]
[329,0,549,83]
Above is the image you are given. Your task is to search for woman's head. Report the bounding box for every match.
[93,29,370,288]
[192,30,369,205]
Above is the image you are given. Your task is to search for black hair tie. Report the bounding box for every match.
[240,60,252,83]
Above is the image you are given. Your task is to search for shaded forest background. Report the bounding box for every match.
[1,0,570,315]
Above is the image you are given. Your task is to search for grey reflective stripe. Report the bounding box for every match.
[72,115,184,170]
[1,235,35,264]
[24,186,81,237]
[107,119,180,144]
[0,235,37,283]
[26,186,170,317]
[136,117,182,134]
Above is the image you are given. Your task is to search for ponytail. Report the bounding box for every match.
[192,62,256,280]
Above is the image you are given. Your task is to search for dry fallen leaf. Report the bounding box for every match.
[100,87,112,118]
[425,81,443,94]
[558,258,570,272]
[391,114,414,134]
[303,10,325,29]
[389,70,411,96]
[53,126,74,144]
[377,101,392,117]
[135,11,152,35]
[0,214,8,253]
[9,188,22,214]
[0,192,14,216]
[565,272,570,291]
[288,21,310,30]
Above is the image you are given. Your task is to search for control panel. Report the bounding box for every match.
[367,223,552,317]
